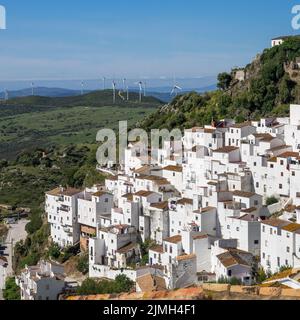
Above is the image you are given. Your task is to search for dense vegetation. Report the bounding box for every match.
[1,90,162,108]
[76,275,134,296]
[0,104,158,160]
[2,277,21,300]
[141,37,300,131]
[0,144,106,271]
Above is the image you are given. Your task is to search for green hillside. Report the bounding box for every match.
[0,90,162,160]
[140,37,300,131]
[1,89,162,109]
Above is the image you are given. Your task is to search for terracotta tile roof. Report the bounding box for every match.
[277,152,299,159]
[194,206,216,214]
[65,287,204,300]
[230,121,253,128]
[176,254,196,261]
[122,193,134,201]
[213,146,239,153]
[176,198,193,205]
[134,190,155,197]
[116,242,137,254]
[217,250,252,268]
[150,201,169,210]
[164,235,182,244]
[282,223,300,233]
[262,219,291,228]
[105,175,118,181]
[163,165,183,173]
[241,207,257,213]
[149,245,164,253]
[136,274,166,293]
[192,233,210,240]
[253,133,274,141]
[204,128,216,133]
[233,190,256,198]
[46,187,82,197]
[92,191,111,197]
[133,165,150,174]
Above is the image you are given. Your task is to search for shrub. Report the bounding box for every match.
[266,196,279,206]
[48,243,61,260]
[77,275,134,296]
[3,277,21,300]
[76,254,89,275]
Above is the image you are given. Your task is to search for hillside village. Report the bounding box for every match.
[5,36,300,301]
[19,101,300,300]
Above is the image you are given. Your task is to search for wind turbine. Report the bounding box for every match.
[170,76,182,96]
[112,80,116,104]
[31,82,35,96]
[103,77,106,90]
[81,81,84,95]
[126,85,129,101]
[4,89,8,101]
[138,81,143,102]
[171,84,182,96]
[123,78,127,92]
[143,81,147,97]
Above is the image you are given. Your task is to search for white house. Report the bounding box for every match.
[16,260,66,300]
[46,187,83,248]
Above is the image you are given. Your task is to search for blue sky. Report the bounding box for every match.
[0,0,298,81]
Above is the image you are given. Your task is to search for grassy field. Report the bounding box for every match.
[0,105,156,160]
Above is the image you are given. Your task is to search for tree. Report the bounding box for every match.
[114,274,134,293]
[76,253,89,275]
[217,72,232,91]
[266,196,279,206]
[48,243,61,260]
[76,275,134,296]
[3,277,21,300]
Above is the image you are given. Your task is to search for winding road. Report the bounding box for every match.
[0,219,28,300]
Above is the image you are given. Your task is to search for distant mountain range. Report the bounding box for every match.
[0,84,217,103]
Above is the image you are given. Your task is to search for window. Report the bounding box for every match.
[292,171,296,177]
[279,184,283,189]
[236,227,240,232]
[227,225,230,230]
[277,257,280,267]
[254,162,257,167]
[254,240,259,245]
[262,253,265,259]
[270,164,274,169]
[262,226,265,232]
[281,172,284,177]
[105,198,108,203]
[287,233,290,238]
[254,200,258,206]
[256,182,259,188]
[270,228,273,235]
[227,270,232,277]
[280,160,284,165]
[287,247,290,253]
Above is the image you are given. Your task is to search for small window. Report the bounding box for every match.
[270,164,274,169]
[280,160,284,165]
[292,171,296,177]
[279,184,283,190]
[287,247,290,253]
[254,240,259,245]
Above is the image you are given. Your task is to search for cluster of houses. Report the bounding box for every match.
[42,103,300,295]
